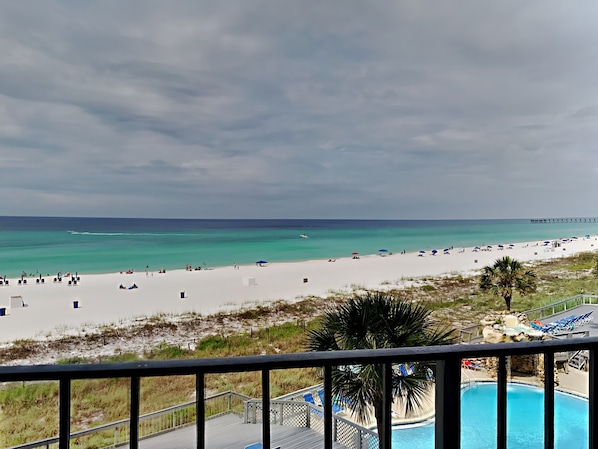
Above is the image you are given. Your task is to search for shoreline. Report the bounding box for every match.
[0,236,596,345]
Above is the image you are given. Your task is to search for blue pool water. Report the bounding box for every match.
[392,383,588,449]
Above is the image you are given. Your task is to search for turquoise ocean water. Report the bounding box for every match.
[1,216,598,278]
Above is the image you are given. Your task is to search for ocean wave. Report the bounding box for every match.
[67,230,162,237]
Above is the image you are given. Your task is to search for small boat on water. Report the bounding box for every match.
[299,234,309,239]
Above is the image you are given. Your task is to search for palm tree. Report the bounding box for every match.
[307,291,455,444]
[479,256,537,311]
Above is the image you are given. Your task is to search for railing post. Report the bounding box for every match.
[544,352,555,449]
[590,348,597,449]
[497,355,507,449]
[262,369,271,449]
[435,357,461,449]
[381,362,392,449]
[130,376,140,449]
[196,372,205,449]
[324,365,333,449]
[59,378,70,449]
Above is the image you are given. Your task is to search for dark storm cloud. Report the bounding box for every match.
[1,1,597,219]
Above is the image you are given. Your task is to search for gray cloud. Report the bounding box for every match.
[1,1,598,219]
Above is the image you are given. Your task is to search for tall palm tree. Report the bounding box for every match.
[479,256,537,311]
[307,291,455,444]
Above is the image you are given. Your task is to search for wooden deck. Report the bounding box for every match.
[134,413,348,449]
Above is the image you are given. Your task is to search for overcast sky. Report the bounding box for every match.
[1,1,597,220]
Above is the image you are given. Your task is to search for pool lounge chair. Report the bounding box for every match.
[303,392,323,417]
[317,389,344,414]
[462,359,483,370]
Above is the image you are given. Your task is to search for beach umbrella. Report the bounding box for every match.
[378,249,389,253]
[255,260,268,266]
[419,250,425,254]
[487,245,492,250]
[509,244,515,247]
[443,248,449,252]
[352,252,359,255]
[498,244,504,249]
[431,249,438,255]
[544,241,550,244]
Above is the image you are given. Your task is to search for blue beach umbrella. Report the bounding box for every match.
[498,244,504,249]
[255,260,268,266]
[378,249,389,252]
[418,250,425,255]
[431,249,438,255]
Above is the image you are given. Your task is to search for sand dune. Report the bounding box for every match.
[0,237,595,343]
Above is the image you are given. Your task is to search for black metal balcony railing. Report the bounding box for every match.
[1,337,597,449]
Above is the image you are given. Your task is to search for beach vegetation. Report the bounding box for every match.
[479,256,537,311]
[307,291,456,443]
[421,284,435,291]
[57,356,91,364]
[146,342,190,359]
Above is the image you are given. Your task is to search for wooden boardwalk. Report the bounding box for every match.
[134,414,348,449]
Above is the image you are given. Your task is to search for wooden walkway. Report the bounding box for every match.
[134,414,348,449]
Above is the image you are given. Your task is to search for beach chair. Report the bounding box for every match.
[317,389,344,414]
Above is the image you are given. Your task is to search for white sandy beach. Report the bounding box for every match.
[0,237,596,343]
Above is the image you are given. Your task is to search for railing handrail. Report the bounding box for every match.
[2,337,598,383]
[5,390,250,449]
[3,337,598,449]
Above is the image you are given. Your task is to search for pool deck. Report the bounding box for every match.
[132,305,595,449]
[134,413,348,449]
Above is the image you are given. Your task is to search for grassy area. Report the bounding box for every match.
[1,252,597,447]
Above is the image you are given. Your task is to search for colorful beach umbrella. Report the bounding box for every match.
[352,252,359,255]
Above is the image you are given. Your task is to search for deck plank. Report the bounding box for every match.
[133,414,348,449]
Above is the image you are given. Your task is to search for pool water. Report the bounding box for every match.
[392,383,588,449]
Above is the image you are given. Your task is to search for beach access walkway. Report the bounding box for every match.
[131,413,347,449]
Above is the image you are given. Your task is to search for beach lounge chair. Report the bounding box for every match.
[317,389,344,414]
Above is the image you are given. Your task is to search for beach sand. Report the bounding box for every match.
[0,237,596,343]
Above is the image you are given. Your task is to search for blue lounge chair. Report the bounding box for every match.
[317,389,344,414]
[304,392,323,417]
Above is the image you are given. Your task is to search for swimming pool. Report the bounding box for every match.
[391,383,588,449]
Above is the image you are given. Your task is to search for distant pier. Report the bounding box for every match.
[530,217,598,223]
